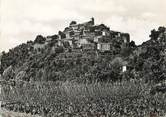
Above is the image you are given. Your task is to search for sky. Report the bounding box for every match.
[0,0,166,52]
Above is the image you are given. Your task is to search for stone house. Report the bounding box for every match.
[121,33,130,43]
[74,30,81,37]
[79,38,90,45]
[46,37,52,42]
[82,43,95,50]
[63,28,73,39]
[33,43,46,52]
[57,39,63,46]
[71,24,79,31]
[55,18,130,52]
[96,36,112,51]
[122,65,127,72]
[94,36,103,42]
[97,43,111,51]
[102,29,110,36]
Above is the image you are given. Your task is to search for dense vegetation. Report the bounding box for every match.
[0,36,135,83]
[1,80,166,117]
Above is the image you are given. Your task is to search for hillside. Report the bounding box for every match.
[0,19,166,116]
[1,24,166,84]
[0,18,135,83]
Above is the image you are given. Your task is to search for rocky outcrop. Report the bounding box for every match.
[2,65,15,81]
[15,71,27,81]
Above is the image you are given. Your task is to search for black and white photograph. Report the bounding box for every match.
[0,0,166,116]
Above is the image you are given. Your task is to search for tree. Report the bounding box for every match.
[58,31,66,39]
[149,29,159,40]
[34,35,46,44]
[70,21,77,26]
[129,41,136,48]
[158,26,165,33]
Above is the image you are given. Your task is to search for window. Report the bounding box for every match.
[102,31,106,36]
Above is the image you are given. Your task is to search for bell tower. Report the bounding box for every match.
[91,17,95,25]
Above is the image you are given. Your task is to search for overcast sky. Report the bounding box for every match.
[0,0,166,52]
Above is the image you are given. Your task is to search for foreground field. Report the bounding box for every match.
[0,109,40,117]
[1,80,166,117]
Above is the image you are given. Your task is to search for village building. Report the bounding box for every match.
[122,65,127,72]
[45,18,130,52]
[82,43,95,50]
[97,43,111,51]
[121,33,130,43]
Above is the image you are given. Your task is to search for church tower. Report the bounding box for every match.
[91,17,95,25]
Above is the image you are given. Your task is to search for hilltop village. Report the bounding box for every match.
[0,18,166,117]
[1,18,166,83]
[34,18,130,54]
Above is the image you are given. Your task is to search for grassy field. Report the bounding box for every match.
[1,80,166,117]
[0,109,40,117]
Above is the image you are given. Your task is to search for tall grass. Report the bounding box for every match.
[1,80,166,117]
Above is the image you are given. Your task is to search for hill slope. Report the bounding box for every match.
[0,19,166,83]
